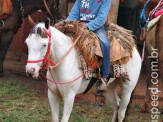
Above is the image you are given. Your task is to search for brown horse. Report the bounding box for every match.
[0,0,59,77]
[140,0,163,111]
[140,0,163,82]
[145,15,163,81]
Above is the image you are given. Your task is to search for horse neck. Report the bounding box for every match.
[21,0,59,21]
[11,0,48,17]
[50,27,76,64]
[21,0,44,17]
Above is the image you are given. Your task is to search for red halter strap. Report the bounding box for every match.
[27,28,56,70]
[27,28,81,70]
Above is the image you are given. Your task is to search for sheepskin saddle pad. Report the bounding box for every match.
[54,20,136,79]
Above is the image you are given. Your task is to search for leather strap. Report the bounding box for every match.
[50,35,81,69]
[43,0,53,18]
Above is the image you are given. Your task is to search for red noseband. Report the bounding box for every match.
[27,28,56,70]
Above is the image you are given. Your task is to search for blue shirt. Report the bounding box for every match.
[66,0,111,31]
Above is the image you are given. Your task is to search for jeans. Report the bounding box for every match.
[94,26,110,78]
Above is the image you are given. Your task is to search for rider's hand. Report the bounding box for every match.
[81,22,87,29]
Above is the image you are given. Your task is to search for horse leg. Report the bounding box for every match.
[61,91,76,122]
[118,80,137,122]
[104,79,120,122]
[48,89,60,122]
[0,31,14,77]
[47,72,60,122]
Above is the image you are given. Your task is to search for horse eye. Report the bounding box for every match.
[43,44,47,47]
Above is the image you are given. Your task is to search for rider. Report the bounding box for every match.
[66,0,111,92]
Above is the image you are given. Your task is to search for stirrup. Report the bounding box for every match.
[96,78,107,93]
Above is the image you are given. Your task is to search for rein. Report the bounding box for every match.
[39,60,97,98]
[27,27,97,97]
[27,29,53,70]
[139,0,152,29]
[43,0,54,20]
[27,28,81,70]
[50,35,81,69]
[41,60,96,84]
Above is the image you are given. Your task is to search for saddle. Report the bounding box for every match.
[140,14,162,41]
[140,1,163,41]
[0,0,13,19]
[55,20,135,79]
[149,1,163,20]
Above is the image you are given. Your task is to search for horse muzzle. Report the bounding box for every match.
[26,65,40,78]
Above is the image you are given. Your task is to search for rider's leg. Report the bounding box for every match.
[94,26,110,91]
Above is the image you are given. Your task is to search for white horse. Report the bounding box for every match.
[25,22,142,122]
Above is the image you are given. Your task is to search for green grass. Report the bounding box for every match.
[0,79,162,122]
[0,79,51,122]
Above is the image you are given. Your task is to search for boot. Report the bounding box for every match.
[96,77,107,93]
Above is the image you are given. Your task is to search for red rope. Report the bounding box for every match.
[49,71,60,92]
[39,60,97,98]
[40,60,97,85]
[27,58,44,63]
[39,76,61,98]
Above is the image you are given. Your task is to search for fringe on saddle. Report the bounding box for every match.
[105,23,136,64]
[55,20,136,79]
[55,20,103,69]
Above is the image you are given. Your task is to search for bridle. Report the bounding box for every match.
[26,26,97,97]
[43,0,53,18]
[27,28,56,70]
[27,28,82,70]
[43,0,59,24]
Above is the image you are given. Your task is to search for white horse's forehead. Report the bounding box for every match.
[36,23,45,28]
[26,22,46,42]
[26,34,48,48]
[26,34,38,45]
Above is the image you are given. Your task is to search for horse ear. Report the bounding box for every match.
[37,27,43,36]
[28,15,35,26]
[45,17,51,29]
[37,27,48,38]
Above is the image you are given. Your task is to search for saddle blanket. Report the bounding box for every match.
[55,20,135,79]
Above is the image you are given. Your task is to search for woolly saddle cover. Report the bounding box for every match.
[55,20,135,69]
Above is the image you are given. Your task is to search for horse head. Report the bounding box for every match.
[25,22,51,78]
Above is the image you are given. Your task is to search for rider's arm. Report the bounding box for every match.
[66,0,80,21]
[86,0,111,31]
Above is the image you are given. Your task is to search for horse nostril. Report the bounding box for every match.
[31,68,35,73]
[26,72,32,77]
